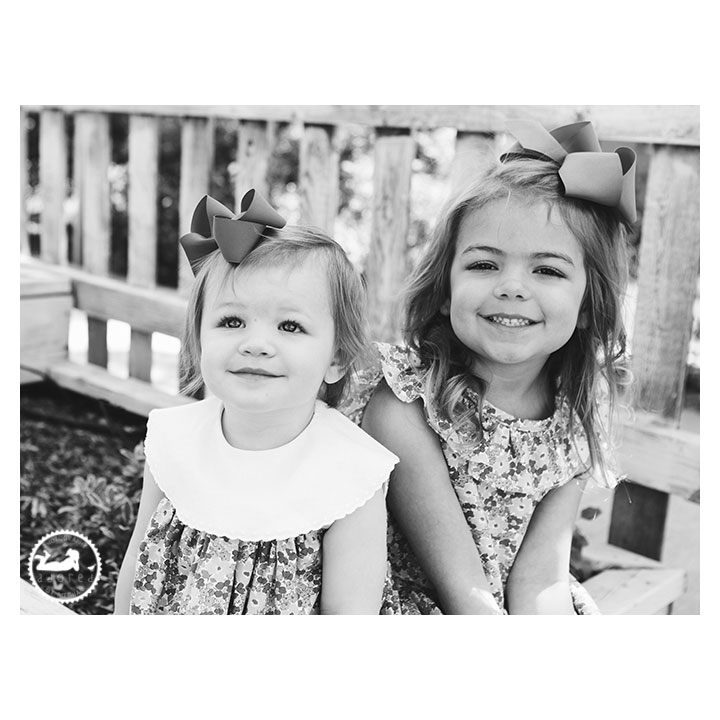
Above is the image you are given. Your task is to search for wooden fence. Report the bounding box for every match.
[20,105,700,612]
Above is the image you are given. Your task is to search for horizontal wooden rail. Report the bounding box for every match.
[21,104,700,146]
[24,258,187,338]
[617,413,700,503]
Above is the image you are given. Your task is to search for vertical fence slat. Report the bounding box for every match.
[20,108,30,255]
[299,123,338,232]
[448,131,497,196]
[234,120,273,205]
[178,117,213,294]
[75,111,111,367]
[127,114,159,382]
[631,146,700,422]
[365,129,416,342]
[39,109,67,264]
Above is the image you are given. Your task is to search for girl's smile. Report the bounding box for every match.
[446,198,587,381]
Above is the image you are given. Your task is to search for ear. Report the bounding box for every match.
[576,310,589,329]
[440,298,451,316]
[324,354,346,385]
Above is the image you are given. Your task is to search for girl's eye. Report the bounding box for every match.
[535,266,566,278]
[467,261,497,271]
[279,320,305,334]
[219,316,243,329]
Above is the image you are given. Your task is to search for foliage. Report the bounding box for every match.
[20,385,146,614]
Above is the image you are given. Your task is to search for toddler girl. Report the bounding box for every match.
[115,190,398,614]
[342,120,635,614]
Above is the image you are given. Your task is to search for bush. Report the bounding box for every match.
[20,384,146,614]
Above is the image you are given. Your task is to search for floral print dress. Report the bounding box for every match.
[130,397,398,615]
[341,343,612,615]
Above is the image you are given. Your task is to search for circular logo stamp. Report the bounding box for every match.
[27,530,102,604]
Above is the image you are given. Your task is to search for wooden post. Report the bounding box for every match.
[631,145,700,423]
[365,128,416,342]
[127,114,159,382]
[234,120,273,206]
[20,107,30,255]
[448,131,496,196]
[299,123,338,232]
[178,117,213,295]
[75,111,111,367]
[609,145,700,561]
[39,108,67,265]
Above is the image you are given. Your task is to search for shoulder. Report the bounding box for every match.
[374,342,427,404]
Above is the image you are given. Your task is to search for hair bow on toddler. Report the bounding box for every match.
[179,189,287,275]
[501,119,637,223]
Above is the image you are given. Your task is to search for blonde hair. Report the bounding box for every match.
[179,226,369,408]
[404,157,632,480]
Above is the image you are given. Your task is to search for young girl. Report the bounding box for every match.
[115,190,398,615]
[342,120,635,614]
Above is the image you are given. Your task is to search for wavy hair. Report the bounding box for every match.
[179,226,369,408]
[404,157,632,481]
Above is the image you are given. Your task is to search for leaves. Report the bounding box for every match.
[20,384,145,614]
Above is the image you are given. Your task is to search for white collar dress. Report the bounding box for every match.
[130,396,398,615]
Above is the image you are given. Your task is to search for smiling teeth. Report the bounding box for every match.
[488,315,533,327]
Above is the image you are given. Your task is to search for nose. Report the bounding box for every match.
[493,270,529,300]
[236,325,275,357]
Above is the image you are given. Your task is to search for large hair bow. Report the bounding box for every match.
[500,119,637,223]
[179,189,287,275]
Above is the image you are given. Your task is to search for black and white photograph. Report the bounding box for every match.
[20,104,700,619]
[9,2,713,714]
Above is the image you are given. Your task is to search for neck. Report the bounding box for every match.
[219,400,317,450]
[474,360,553,420]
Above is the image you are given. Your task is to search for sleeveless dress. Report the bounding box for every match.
[130,397,398,615]
[341,343,618,615]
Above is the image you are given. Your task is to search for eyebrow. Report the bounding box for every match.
[460,245,576,266]
[211,300,312,316]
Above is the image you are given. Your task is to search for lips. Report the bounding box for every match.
[230,367,281,377]
[483,314,538,328]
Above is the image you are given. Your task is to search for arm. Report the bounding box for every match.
[320,487,387,614]
[361,380,501,615]
[505,475,587,615]
[113,464,164,614]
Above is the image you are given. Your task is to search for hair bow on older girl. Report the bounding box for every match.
[180,189,287,275]
[501,119,637,223]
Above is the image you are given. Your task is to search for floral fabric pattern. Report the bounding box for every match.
[341,343,600,615]
[130,498,324,614]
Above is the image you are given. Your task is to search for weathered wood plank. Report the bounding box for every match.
[27,105,700,146]
[128,114,159,382]
[178,117,213,294]
[75,111,111,275]
[47,360,194,417]
[128,114,159,287]
[299,123,338,232]
[20,579,77,615]
[582,567,686,615]
[631,146,700,422]
[234,120,273,204]
[448,131,497,196]
[39,108,67,264]
[617,412,699,502]
[75,111,112,367]
[20,107,30,255]
[365,129,416,342]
